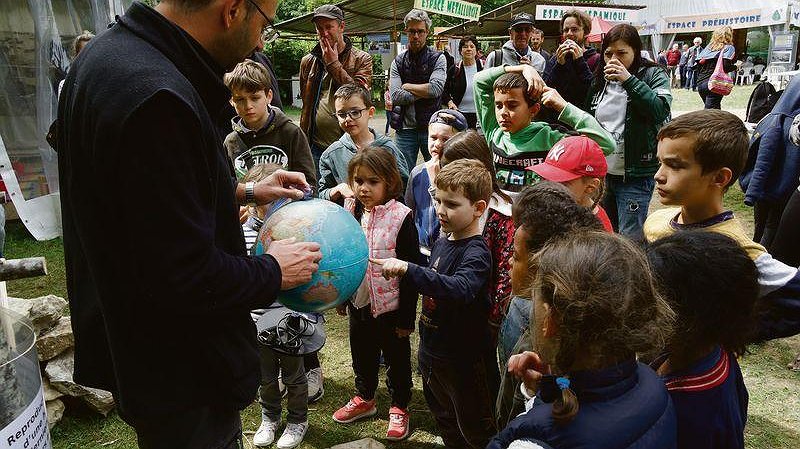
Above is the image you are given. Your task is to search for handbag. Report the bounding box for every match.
[709,46,734,96]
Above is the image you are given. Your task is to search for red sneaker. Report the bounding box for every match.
[386,406,410,440]
[332,396,377,423]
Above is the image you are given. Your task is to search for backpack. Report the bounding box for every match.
[746,80,783,123]
[491,49,503,68]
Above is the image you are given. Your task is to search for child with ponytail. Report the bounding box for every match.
[489,231,677,449]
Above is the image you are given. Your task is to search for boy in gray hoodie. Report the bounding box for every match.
[318,84,409,202]
[223,60,317,188]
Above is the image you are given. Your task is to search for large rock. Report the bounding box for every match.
[5,295,67,333]
[36,316,73,361]
[44,350,115,415]
[330,438,386,449]
[45,399,65,429]
[81,387,115,416]
[44,350,84,397]
[42,376,63,401]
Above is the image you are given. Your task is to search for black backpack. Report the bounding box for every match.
[746,80,783,123]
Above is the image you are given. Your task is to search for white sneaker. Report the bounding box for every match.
[253,418,279,447]
[307,367,324,403]
[276,421,308,449]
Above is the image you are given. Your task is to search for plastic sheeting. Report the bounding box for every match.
[0,0,129,240]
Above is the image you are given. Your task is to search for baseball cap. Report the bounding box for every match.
[429,109,468,132]
[312,5,344,22]
[509,13,535,29]
[527,136,608,182]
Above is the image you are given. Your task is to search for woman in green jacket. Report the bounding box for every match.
[588,23,672,240]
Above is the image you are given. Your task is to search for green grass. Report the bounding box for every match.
[9,82,799,448]
[670,83,756,117]
[8,195,800,448]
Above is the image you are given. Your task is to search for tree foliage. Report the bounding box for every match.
[275,0,308,22]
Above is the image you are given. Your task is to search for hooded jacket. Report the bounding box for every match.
[299,36,372,147]
[740,74,800,205]
[475,66,616,195]
[485,40,546,73]
[56,2,281,417]
[223,107,317,187]
[317,129,409,201]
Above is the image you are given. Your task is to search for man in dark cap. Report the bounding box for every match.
[299,4,373,174]
[485,13,546,73]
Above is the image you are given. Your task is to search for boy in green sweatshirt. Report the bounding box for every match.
[474,64,615,195]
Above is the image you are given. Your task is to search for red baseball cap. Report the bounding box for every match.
[527,136,608,182]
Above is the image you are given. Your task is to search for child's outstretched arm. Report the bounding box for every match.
[371,242,490,304]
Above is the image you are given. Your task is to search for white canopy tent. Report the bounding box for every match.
[0,0,129,240]
[613,0,794,56]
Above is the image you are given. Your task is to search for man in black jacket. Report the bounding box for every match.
[542,9,599,112]
[57,1,320,447]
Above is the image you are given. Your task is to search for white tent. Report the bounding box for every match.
[0,0,129,240]
[613,0,793,55]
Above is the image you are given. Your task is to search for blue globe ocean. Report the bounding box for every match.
[253,198,368,313]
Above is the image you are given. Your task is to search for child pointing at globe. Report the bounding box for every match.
[332,147,420,441]
[371,159,498,448]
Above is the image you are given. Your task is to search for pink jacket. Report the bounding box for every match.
[345,198,412,317]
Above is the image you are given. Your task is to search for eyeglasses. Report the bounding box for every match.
[245,0,280,44]
[406,29,428,35]
[512,26,533,33]
[333,108,368,121]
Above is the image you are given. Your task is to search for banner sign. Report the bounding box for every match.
[535,5,639,23]
[792,8,800,27]
[414,0,481,21]
[664,7,786,33]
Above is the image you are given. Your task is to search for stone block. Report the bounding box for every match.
[5,295,67,333]
[46,398,64,429]
[330,438,386,449]
[44,349,115,415]
[36,316,73,361]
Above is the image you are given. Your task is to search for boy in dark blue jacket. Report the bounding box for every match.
[647,231,757,449]
[372,159,497,448]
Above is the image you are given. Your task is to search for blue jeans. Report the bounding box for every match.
[497,296,531,369]
[698,79,722,109]
[685,67,697,90]
[395,128,430,169]
[603,175,656,241]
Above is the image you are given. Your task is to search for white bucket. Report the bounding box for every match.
[0,307,52,449]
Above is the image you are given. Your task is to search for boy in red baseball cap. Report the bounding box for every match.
[528,135,613,232]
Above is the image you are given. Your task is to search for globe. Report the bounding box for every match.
[253,198,368,313]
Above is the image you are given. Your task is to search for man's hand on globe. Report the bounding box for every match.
[267,237,322,289]
[370,257,408,279]
[254,169,311,204]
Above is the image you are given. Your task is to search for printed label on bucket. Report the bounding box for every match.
[0,387,50,449]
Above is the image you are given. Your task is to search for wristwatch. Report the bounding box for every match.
[245,181,256,206]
